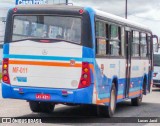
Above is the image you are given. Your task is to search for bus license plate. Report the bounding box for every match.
[36,94,51,100]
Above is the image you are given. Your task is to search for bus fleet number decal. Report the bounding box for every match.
[12,67,28,74]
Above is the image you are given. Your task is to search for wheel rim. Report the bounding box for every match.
[110,88,115,112]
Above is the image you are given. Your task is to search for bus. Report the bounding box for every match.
[2,5,156,117]
[153,49,160,87]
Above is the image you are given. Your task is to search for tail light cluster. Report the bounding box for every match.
[2,58,10,84]
[78,62,91,88]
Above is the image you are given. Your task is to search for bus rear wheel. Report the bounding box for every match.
[131,79,145,106]
[131,95,143,106]
[40,102,55,113]
[29,101,55,113]
[97,84,116,118]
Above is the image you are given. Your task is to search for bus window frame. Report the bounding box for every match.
[95,18,124,58]
[140,32,148,59]
[130,29,151,60]
[95,19,109,56]
[147,33,153,59]
[109,23,122,57]
[131,30,140,58]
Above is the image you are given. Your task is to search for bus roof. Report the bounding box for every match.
[14,4,83,11]
[94,9,151,32]
[13,5,151,32]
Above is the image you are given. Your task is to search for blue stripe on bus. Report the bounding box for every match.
[99,93,110,98]
[130,87,141,92]
[118,90,124,94]
[3,54,94,62]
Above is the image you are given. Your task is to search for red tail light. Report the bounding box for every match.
[78,62,91,88]
[2,58,10,84]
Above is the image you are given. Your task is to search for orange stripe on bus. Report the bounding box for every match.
[96,98,110,104]
[89,64,94,72]
[129,90,142,97]
[96,94,124,104]
[117,94,123,99]
[9,60,82,67]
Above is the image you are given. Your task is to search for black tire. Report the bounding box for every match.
[29,101,55,113]
[40,102,55,113]
[142,78,147,95]
[131,79,145,106]
[97,84,116,118]
[29,101,41,112]
[131,95,143,106]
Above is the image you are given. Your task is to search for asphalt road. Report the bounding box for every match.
[0,85,160,126]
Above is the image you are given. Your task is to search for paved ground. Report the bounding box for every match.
[0,85,160,125]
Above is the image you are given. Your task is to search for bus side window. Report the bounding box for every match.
[121,27,125,57]
[140,33,147,58]
[109,25,121,56]
[95,21,108,56]
[147,34,152,58]
[132,31,140,57]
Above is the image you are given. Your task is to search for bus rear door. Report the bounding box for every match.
[125,29,132,98]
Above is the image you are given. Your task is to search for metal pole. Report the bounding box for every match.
[125,0,127,19]
[66,0,68,5]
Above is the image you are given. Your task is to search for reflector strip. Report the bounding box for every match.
[117,94,123,99]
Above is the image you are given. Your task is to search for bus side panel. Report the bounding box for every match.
[129,59,150,98]
[92,59,126,105]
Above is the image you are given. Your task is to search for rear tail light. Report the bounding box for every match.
[83,74,88,78]
[78,62,91,88]
[3,76,9,81]
[2,58,10,84]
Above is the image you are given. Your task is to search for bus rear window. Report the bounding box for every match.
[12,15,82,44]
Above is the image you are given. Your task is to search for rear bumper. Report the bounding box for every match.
[1,82,94,104]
